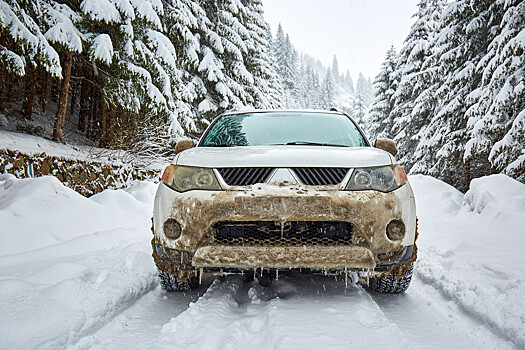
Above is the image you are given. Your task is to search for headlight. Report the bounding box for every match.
[161,165,221,192]
[345,165,407,192]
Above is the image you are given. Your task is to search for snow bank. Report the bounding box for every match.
[462,174,525,215]
[0,175,158,349]
[409,174,525,348]
[0,130,125,163]
[0,174,151,255]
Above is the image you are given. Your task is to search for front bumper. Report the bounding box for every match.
[153,182,416,272]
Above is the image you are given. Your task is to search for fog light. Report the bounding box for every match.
[386,220,405,241]
[164,219,182,239]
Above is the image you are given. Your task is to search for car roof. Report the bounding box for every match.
[221,109,346,116]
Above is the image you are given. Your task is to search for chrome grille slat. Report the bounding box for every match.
[292,168,349,186]
[218,168,274,186]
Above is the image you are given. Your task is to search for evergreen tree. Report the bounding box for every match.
[356,72,373,107]
[320,69,334,109]
[241,0,281,109]
[344,70,355,95]
[332,54,339,81]
[465,0,525,181]
[390,0,445,170]
[367,46,398,140]
[411,0,496,189]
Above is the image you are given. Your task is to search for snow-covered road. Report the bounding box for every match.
[1,173,524,349]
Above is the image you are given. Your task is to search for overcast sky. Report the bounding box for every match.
[262,0,419,81]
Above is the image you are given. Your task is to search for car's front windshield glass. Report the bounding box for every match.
[200,112,367,147]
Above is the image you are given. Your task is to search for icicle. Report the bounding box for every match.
[276,269,279,281]
[199,268,203,285]
[180,252,183,264]
[324,268,327,276]
[254,268,256,279]
[345,267,349,288]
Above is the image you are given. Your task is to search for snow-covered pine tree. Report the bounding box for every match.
[240,0,281,109]
[344,70,355,95]
[332,54,339,82]
[356,72,373,108]
[465,0,525,182]
[264,24,283,109]
[411,0,496,189]
[353,94,367,126]
[44,1,83,141]
[213,0,253,108]
[0,0,62,78]
[367,46,398,140]
[320,69,335,109]
[390,0,445,171]
[163,0,208,136]
[272,24,297,91]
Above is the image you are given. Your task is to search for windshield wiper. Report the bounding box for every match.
[207,144,233,147]
[284,141,349,147]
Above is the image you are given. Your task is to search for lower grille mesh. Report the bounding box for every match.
[292,168,349,185]
[210,221,364,247]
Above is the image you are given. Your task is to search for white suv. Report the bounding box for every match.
[152,110,417,293]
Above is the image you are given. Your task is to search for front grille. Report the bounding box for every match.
[210,221,364,247]
[292,168,349,185]
[217,168,274,186]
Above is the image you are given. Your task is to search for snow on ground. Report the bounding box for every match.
[1,173,524,349]
[411,174,525,347]
[0,129,151,166]
[0,174,158,349]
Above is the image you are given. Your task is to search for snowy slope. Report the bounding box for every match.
[0,173,524,349]
[0,130,164,169]
[0,175,158,349]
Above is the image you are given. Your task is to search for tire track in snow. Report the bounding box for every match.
[415,252,524,349]
[370,274,517,349]
[160,274,411,349]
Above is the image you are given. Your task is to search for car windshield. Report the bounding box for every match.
[200,112,367,147]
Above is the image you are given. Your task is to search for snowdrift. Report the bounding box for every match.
[410,174,525,347]
[0,175,158,350]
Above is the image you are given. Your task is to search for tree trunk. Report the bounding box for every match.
[69,80,76,119]
[0,66,4,112]
[464,157,471,187]
[78,76,89,132]
[107,107,117,147]
[87,85,98,140]
[52,51,73,142]
[99,101,107,147]
[39,70,48,113]
[21,65,38,120]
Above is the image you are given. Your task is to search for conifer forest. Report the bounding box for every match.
[0,0,524,190]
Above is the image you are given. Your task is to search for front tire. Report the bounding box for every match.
[369,263,414,293]
[158,268,197,292]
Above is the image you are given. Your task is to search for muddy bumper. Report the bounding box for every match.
[192,245,376,269]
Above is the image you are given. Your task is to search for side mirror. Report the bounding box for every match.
[174,139,194,154]
[374,138,398,156]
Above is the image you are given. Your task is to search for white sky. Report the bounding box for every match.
[262,0,419,80]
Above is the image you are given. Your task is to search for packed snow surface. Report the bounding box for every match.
[0,173,524,349]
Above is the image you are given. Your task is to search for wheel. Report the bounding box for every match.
[369,263,414,293]
[158,268,197,292]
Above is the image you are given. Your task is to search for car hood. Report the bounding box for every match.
[175,146,394,168]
